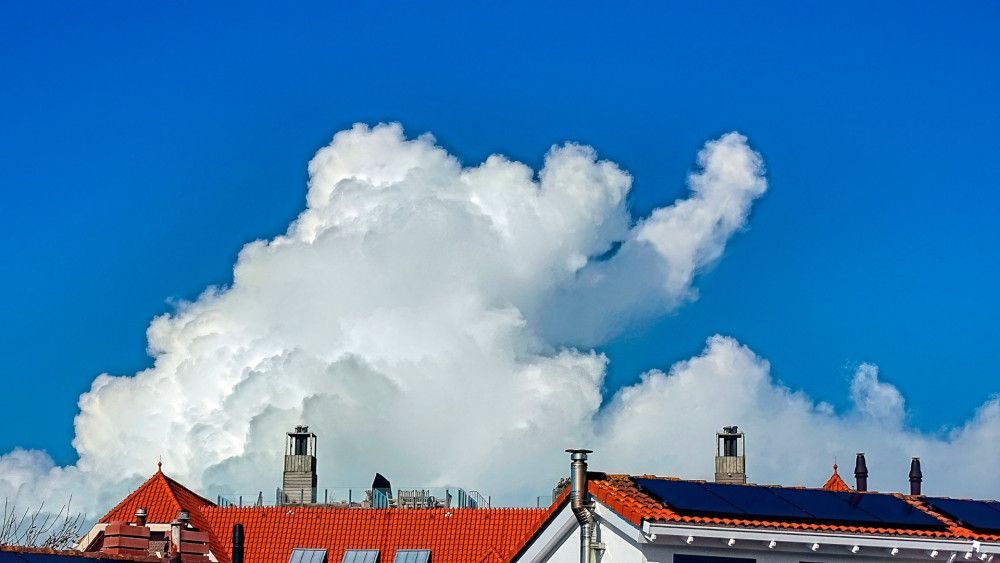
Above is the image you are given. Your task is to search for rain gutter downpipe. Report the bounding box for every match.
[567,449,596,563]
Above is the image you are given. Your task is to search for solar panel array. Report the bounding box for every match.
[633,477,946,529]
[925,497,1000,533]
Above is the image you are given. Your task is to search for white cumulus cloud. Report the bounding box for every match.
[0,123,997,519]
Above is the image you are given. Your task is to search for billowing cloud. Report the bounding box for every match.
[596,336,1000,498]
[0,123,996,518]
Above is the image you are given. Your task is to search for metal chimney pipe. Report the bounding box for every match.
[232,523,245,563]
[909,457,922,496]
[135,507,147,527]
[854,453,869,492]
[566,449,595,563]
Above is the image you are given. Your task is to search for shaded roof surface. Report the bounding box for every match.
[96,470,552,563]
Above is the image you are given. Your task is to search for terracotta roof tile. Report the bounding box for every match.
[821,464,851,492]
[97,471,551,563]
[587,473,996,541]
[99,468,215,533]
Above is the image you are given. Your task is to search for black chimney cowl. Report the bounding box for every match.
[909,457,923,496]
[854,453,869,492]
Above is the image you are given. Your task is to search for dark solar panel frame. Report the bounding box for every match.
[770,488,883,525]
[925,497,1000,533]
[633,478,745,516]
[699,482,813,520]
[848,491,944,528]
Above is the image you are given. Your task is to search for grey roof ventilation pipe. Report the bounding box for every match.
[567,449,597,563]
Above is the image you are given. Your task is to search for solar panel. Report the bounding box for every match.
[635,478,947,530]
[342,550,380,563]
[925,498,1000,533]
[289,549,328,563]
[699,482,812,520]
[633,478,744,516]
[850,491,945,528]
[393,550,430,563]
[772,487,883,524]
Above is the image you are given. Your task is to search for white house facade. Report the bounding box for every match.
[516,449,1000,563]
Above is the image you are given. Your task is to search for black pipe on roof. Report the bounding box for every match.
[909,457,923,496]
[855,453,869,492]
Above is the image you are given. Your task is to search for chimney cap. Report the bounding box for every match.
[135,507,147,517]
[854,452,868,475]
[909,457,923,479]
[565,448,593,461]
[177,510,190,523]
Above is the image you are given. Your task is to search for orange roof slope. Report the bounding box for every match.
[200,505,550,563]
[587,473,972,539]
[821,464,851,492]
[98,470,551,563]
[99,468,216,532]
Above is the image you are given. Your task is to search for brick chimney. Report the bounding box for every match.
[167,509,212,563]
[102,521,151,557]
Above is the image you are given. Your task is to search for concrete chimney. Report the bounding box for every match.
[909,457,922,496]
[282,425,318,504]
[854,453,868,492]
[715,426,746,484]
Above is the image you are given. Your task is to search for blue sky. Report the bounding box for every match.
[1,1,998,467]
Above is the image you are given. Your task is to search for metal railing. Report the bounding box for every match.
[217,486,498,509]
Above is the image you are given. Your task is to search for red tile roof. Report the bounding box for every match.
[99,468,215,534]
[821,464,851,492]
[199,505,550,563]
[96,470,552,563]
[586,473,986,540]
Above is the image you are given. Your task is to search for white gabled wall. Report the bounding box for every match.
[517,501,647,563]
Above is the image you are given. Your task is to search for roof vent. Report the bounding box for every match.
[909,457,922,496]
[854,452,869,492]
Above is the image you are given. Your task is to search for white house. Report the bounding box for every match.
[516,446,1000,563]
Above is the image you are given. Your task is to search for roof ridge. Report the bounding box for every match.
[157,470,216,509]
[99,469,182,523]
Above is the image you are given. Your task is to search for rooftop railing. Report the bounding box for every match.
[216,487,493,509]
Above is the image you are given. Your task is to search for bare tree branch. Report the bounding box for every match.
[0,496,86,550]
